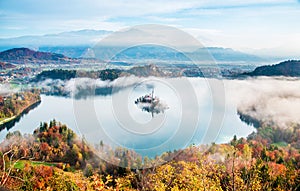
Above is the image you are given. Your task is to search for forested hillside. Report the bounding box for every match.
[0,90,41,123]
[0,120,299,190]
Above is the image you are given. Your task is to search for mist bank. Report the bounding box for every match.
[29,74,300,130]
[0,84,18,95]
[32,76,145,98]
[225,77,300,129]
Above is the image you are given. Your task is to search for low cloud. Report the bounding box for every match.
[226,77,300,129]
[0,84,18,95]
[33,76,151,98]
[32,76,300,129]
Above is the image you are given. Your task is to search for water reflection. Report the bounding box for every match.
[0,78,256,157]
[0,101,41,132]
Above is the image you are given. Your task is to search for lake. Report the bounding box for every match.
[0,77,255,157]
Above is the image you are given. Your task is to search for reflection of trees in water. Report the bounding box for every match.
[0,101,41,132]
[41,84,136,99]
[141,103,163,115]
[237,110,261,128]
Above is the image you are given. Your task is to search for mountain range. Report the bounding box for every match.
[0,46,267,65]
[112,45,266,62]
[1,47,299,77]
[0,29,111,50]
[0,30,276,63]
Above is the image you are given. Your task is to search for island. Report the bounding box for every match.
[135,90,169,116]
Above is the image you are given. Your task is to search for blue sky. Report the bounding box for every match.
[1,0,300,56]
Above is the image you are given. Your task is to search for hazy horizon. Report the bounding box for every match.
[1,0,300,58]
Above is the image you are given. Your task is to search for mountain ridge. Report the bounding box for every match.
[0,30,271,62]
[0,47,77,64]
[244,60,300,77]
[0,61,15,70]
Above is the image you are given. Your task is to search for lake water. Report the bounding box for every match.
[0,77,255,157]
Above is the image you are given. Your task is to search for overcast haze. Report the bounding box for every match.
[1,0,300,57]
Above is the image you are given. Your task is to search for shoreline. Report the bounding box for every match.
[0,116,17,125]
[0,99,41,131]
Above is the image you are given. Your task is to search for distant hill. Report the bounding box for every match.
[0,48,65,60]
[37,45,266,63]
[0,48,78,64]
[111,45,188,61]
[39,46,89,58]
[97,45,265,63]
[244,60,300,77]
[127,64,170,77]
[202,47,265,62]
[0,61,15,70]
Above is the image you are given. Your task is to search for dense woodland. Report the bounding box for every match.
[244,60,300,77]
[34,65,174,83]
[35,68,123,82]
[0,119,299,190]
